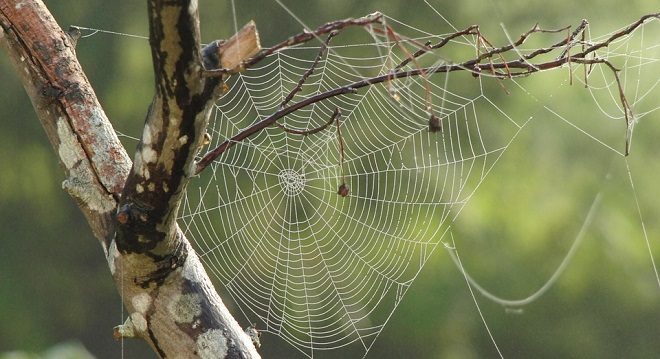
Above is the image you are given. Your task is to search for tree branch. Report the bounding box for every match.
[116,0,219,253]
[112,0,260,357]
[0,0,130,248]
[195,12,659,173]
[243,11,384,68]
[1,1,260,358]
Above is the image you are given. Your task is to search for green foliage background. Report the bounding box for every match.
[1,1,658,358]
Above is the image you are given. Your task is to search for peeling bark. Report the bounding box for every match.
[0,1,260,358]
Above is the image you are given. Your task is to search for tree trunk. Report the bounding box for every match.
[0,1,260,358]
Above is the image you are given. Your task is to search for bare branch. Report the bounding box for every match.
[194,86,357,174]
[2,1,261,358]
[0,0,130,247]
[279,30,338,109]
[195,13,659,174]
[274,109,336,136]
[243,11,384,68]
[576,12,659,57]
[395,25,478,70]
[113,0,260,357]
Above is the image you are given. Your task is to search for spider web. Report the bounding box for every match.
[73,6,660,359]
[173,11,660,358]
[179,23,517,356]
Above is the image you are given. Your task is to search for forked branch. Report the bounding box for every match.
[195,12,659,174]
[1,1,260,358]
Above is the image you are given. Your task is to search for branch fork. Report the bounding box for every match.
[1,1,261,358]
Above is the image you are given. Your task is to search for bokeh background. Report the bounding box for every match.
[1,0,659,358]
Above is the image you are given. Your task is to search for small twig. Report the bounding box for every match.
[558,20,589,59]
[395,40,431,70]
[394,25,479,70]
[243,12,384,68]
[566,27,573,86]
[279,31,337,109]
[476,28,511,93]
[194,86,357,174]
[576,12,659,57]
[274,107,337,135]
[583,26,588,88]
[476,23,564,64]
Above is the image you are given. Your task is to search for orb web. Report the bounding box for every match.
[179,15,525,357]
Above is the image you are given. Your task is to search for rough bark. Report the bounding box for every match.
[0,0,130,249]
[0,1,260,358]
